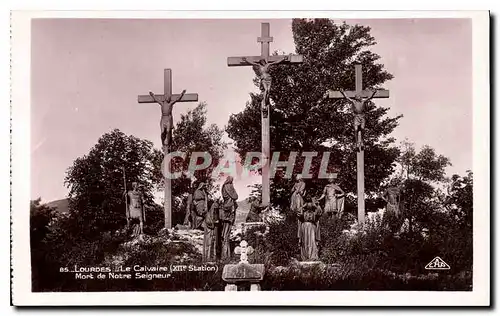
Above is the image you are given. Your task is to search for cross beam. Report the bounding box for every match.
[327,64,390,225]
[227,23,303,67]
[137,68,198,230]
[227,23,303,207]
[327,64,390,99]
[138,69,198,104]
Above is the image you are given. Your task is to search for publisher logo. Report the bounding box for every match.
[425,256,451,270]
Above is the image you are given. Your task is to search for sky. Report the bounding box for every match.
[30,18,472,202]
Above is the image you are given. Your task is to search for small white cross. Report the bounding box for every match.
[234,240,254,263]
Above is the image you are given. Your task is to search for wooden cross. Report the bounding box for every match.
[326,64,390,224]
[137,68,198,229]
[234,240,254,263]
[227,22,303,206]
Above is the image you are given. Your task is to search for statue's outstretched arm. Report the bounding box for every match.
[174,89,187,103]
[269,54,289,65]
[366,89,377,101]
[242,57,259,66]
[340,89,354,103]
[149,91,162,105]
[318,187,326,201]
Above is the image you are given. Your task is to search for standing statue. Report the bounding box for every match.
[221,176,238,261]
[123,182,145,237]
[318,177,345,217]
[290,174,306,242]
[242,55,290,117]
[203,199,221,262]
[297,196,323,261]
[149,89,186,152]
[192,182,208,230]
[183,182,196,228]
[339,88,377,151]
[382,184,404,218]
[382,183,405,234]
[290,174,306,213]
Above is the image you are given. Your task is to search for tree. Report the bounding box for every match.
[167,102,227,199]
[397,139,451,182]
[64,129,162,236]
[446,171,473,230]
[393,140,452,233]
[226,19,401,213]
[30,198,55,291]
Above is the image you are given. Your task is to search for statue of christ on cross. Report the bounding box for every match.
[339,88,377,151]
[227,23,303,207]
[242,55,290,116]
[149,89,186,152]
[138,68,198,229]
[326,63,390,224]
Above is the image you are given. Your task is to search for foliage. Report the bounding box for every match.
[30,199,56,291]
[226,18,402,214]
[64,129,161,237]
[397,139,452,182]
[446,170,473,230]
[256,162,473,290]
[262,263,471,291]
[168,102,227,198]
[393,140,453,233]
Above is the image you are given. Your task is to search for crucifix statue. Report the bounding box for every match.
[148,89,186,152]
[326,63,390,224]
[242,55,290,117]
[227,22,303,206]
[138,68,198,229]
[339,88,377,152]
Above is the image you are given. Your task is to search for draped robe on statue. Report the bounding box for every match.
[203,200,220,262]
[290,180,305,213]
[221,176,238,260]
[298,202,323,261]
[291,179,306,239]
[322,184,345,215]
[183,192,194,228]
[192,187,207,230]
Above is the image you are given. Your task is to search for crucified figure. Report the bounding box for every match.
[340,88,377,151]
[242,55,290,117]
[149,89,186,152]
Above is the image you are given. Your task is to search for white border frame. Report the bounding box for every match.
[11,10,490,306]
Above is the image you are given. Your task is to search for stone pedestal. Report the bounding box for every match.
[250,284,261,291]
[224,284,238,291]
[222,263,265,291]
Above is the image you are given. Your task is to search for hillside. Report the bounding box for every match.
[45,198,69,214]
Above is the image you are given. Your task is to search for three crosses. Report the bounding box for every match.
[138,22,390,229]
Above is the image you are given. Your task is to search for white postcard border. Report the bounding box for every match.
[11,10,490,306]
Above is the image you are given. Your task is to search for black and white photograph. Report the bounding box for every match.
[10,10,490,306]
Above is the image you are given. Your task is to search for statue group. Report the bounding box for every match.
[182,176,239,262]
[290,175,403,262]
[122,174,239,263]
[291,175,345,261]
